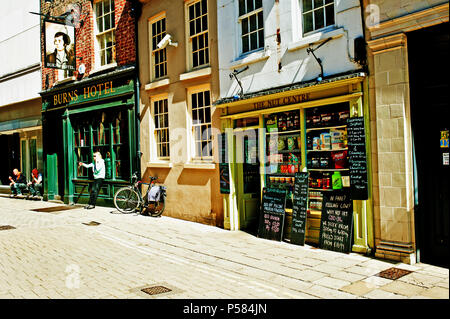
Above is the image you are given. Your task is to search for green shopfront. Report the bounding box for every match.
[40,67,139,205]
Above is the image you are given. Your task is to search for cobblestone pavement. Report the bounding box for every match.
[0,196,448,302]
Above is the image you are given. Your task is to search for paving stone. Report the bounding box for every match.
[380,281,428,297]
[340,280,378,296]
[418,287,449,299]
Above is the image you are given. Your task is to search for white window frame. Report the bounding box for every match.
[93,0,116,69]
[187,85,213,162]
[150,94,170,162]
[148,12,168,81]
[185,0,210,71]
[238,0,264,55]
[301,0,335,36]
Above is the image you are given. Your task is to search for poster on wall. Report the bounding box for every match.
[44,20,76,71]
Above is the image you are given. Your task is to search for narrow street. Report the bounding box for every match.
[0,196,448,305]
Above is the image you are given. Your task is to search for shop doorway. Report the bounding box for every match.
[408,23,449,268]
[234,128,260,234]
[0,133,20,185]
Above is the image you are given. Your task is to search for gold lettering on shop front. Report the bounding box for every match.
[253,93,310,110]
[52,81,116,107]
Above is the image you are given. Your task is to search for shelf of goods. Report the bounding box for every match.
[304,104,351,243]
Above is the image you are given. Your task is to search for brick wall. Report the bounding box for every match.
[40,0,136,90]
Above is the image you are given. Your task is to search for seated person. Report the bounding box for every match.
[9,168,27,197]
[28,168,43,198]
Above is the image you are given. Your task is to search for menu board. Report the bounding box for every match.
[258,187,287,241]
[218,133,230,194]
[290,172,309,246]
[347,117,369,200]
[319,190,353,253]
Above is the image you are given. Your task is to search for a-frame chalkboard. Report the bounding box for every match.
[319,189,353,253]
[290,172,309,245]
[258,187,287,241]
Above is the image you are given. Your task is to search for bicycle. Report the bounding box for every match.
[113,172,166,217]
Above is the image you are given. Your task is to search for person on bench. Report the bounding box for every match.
[27,168,43,199]
[9,168,27,197]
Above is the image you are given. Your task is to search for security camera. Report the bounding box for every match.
[157,34,178,49]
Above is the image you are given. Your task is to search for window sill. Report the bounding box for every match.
[147,162,172,168]
[184,162,216,170]
[54,76,76,86]
[179,67,211,81]
[287,28,345,52]
[89,62,117,76]
[230,49,270,69]
[144,78,170,91]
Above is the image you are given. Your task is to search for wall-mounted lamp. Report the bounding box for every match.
[229,66,249,99]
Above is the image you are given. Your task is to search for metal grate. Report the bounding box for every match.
[82,221,101,226]
[31,206,79,213]
[377,267,413,280]
[0,225,16,231]
[141,286,172,296]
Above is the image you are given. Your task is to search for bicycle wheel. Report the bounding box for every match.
[114,187,141,214]
[146,198,165,217]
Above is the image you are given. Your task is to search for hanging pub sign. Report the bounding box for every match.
[44,20,76,71]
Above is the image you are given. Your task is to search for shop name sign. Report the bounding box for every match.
[52,81,116,107]
[253,93,310,110]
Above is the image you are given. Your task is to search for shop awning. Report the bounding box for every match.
[214,71,366,108]
[0,117,42,134]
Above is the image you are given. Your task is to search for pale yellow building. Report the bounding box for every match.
[137,0,223,226]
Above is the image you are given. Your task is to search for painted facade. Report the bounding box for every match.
[0,0,43,191]
[137,0,223,226]
[215,0,375,254]
[39,0,141,205]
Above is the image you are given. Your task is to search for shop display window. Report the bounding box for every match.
[264,110,301,208]
[73,109,129,180]
[305,102,350,213]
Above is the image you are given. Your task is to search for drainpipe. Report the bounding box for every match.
[131,0,142,178]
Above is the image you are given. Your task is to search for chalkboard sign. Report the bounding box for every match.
[258,187,287,241]
[290,172,309,246]
[319,190,353,253]
[347,117,369,200]
[218,133,230,194]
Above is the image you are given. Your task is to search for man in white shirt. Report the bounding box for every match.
[78,152,105,209]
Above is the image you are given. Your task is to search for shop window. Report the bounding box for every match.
[73,110,129,180]
[94,0,116,67]
[305,103,350,214]
[20,137,38,180]
[190,89,212,160]
[186,0,209,69]
[264,110,301,209]
[150,15,167,80]
[301,0,334,34]
[238,0,264,54]
[153,98,170,159]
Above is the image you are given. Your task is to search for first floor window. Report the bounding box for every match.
[191,89,212,160]
[95,0,116,66]
[151,16,167,79]
[187,0,209,68]
[239,0,264,53]
[153,98,170,159]
[302,0,334,34]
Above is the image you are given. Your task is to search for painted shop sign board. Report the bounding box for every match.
[347,117,369,200]
[290,172,309,246]
[43,78,134,110]
[319,190,353,253]
[258,187,287,242]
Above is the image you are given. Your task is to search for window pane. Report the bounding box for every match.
[190,21,195,36]
[96,2,103,16]
[314,0,323,9]
[189,5,195,21]
[192,93,197,109]
[255,0,262,9]
[205,106,211,123]
[303,12,313,33]
[250,32,257,50]
[202,15,207,32]
[243,35,249,52]
[314,8,324,30]
[97,17,103,33]
[258,11,263,29]
[242,18,249,35]
[246,0,254,12]
[199,50,205,65]
[326,4,334,26]
[250,14,256,32]
[303,0,312,12]
[201,0,207,15]
[204,90,210,106]
[239,0,245,16]
[195,2,201,17]
[193,52,199,67]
